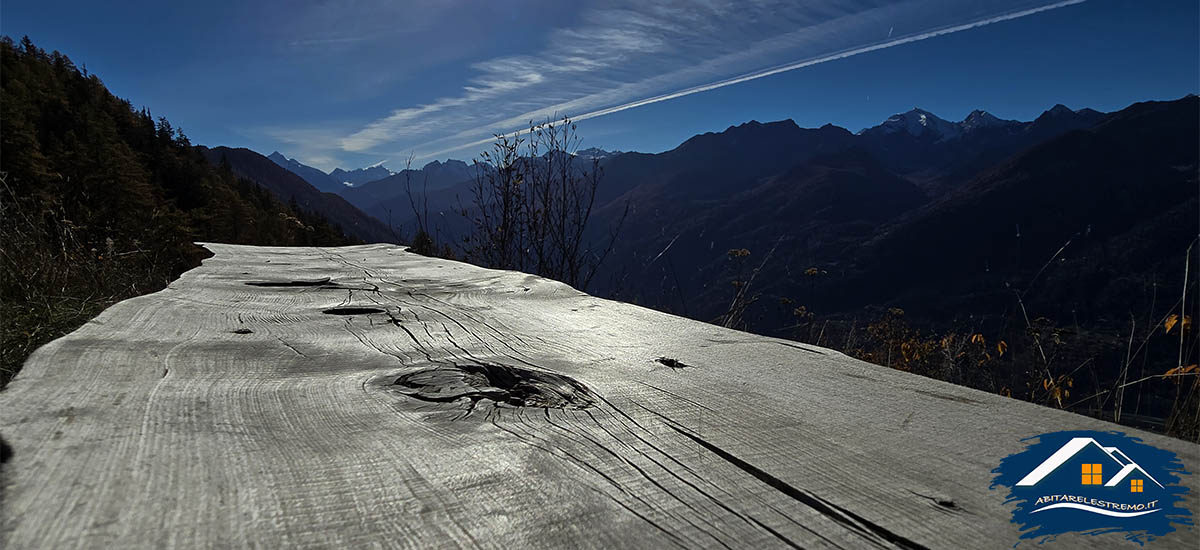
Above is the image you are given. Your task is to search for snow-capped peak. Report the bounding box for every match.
[575,147,621,160]
[859,106,1024,139]
[961,109,1010,132]
[873,108,960,140]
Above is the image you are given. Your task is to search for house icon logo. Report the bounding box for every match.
[992,430,1192,545]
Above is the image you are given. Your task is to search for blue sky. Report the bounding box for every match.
[4,0,1196,171]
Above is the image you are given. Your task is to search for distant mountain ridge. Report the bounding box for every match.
[267,152,344,193]
[858,104,1101,140]
[576,147,622,160]
[853,103,1106,185]
[336,159,476,215]
[862,107,972,140]
[330,165,392,187]
[846,96,1198,320]
[270,150,621,215]
[203,147,395,243]
[272,105,1100,192]
[356,100,1135,248]
[304,104,1107,221]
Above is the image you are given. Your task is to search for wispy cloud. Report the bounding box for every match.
[263,0,1087,167]
[553,1,1090,125]
[254,125,357,171]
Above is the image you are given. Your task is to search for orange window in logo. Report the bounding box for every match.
[1081,463,1103,485]
[1131,479,1143,493]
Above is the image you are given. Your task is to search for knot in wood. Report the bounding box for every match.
[393,363,596,409]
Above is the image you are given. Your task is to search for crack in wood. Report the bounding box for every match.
[274,337,308,358]
[908,389,982,405]
[245,277,333,287]
[663,423,931,550]
[322,306,385,315]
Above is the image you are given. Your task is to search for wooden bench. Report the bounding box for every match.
[2,243,1195,548]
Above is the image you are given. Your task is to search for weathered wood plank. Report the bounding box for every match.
[1,243,1196,548]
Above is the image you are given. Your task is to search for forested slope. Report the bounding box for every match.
[0,36,359,387]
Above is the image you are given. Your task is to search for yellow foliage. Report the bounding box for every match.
[1165,364,1199,376]
[1040,374,1073,407]
[1165,314,1192,334]
[1051,385,1068,407]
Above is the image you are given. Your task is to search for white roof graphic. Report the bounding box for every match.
[1015,437,1163,488]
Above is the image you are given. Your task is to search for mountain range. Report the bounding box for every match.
[294,97,1194,354]
[337,159,475,218]
[303,102,1107,221]
[593,98,1193,329]
[330,165,393,187]
[267,151,409,191]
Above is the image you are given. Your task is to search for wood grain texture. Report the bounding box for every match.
[1,243,1196,549]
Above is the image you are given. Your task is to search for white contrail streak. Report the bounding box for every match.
[566,0,1086,124]
[427,0,1085,159]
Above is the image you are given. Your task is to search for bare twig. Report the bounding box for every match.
[1179,242,1192,369]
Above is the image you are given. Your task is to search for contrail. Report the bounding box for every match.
[426,0,1085,159]
[567,0,1086,124]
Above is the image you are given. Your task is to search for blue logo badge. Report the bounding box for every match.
[991,430,1193,545]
